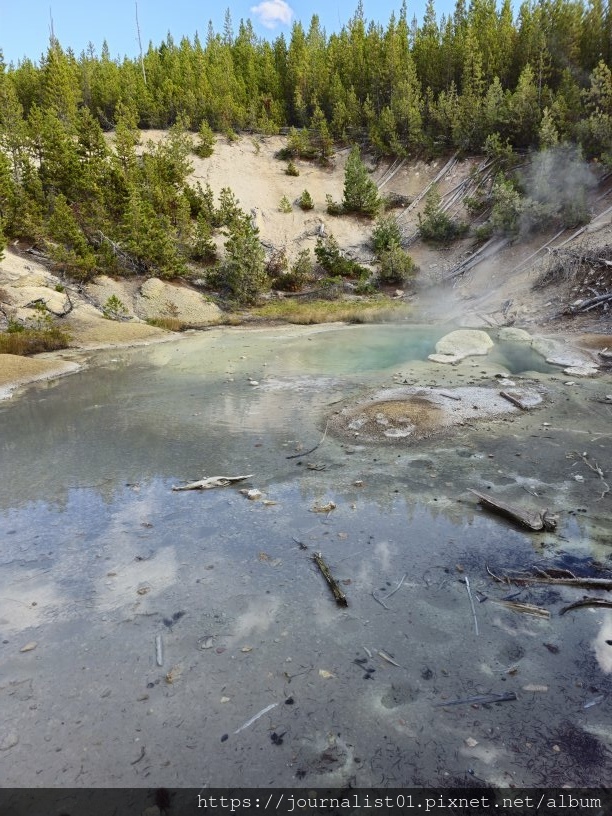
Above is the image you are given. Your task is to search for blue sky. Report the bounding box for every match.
[0,0,457,66]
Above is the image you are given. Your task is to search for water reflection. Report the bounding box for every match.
[0,324,611,787]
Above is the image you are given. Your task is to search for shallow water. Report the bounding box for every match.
[1,323,611,787]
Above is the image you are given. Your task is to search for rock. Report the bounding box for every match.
[10,287,72,316]
[428,330,494,364]
[563,365,598,377]
[531,336,598,372]
[498,327,532,344]
[19,641,38,653]
[0,732,19,751]
[136,278,222,327]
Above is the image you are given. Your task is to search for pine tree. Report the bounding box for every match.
[218,221,268,304]
[194,120,215,157]
[342,146,380,217]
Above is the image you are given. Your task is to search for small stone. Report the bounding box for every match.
[20,641,38,653]
[552,744,561,752]
[464,737,479,748]
[0,733,19,751]
[220,696,231,703]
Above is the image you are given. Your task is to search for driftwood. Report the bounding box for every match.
[434,691,517,708]
[560,597,612,615]
[500,390,528,410]
[312,552,348,607]
[487,564,612,591]
[492,600,551,618]
[469,489,557,531]
[172,475,253,491]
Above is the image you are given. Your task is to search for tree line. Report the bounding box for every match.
[3,0,611,156]
[0,0,610,300]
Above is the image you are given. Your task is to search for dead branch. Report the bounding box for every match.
[286,421,329,459]
[312,552,348,607]
[560,597,612,614]
[572,451,610,500]
[486,564,612,591]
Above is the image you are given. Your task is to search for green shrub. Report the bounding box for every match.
[279,195,292,213]
[266,248,289,279]
[418,187,468,244]
[298,190,314,211]
[315,234,369,279]
[474,222,494,242]
[190,213,217,263]
[217,222,268,305]
[103,294,130,320]
[276,249,314,291]
[285,161,300,177]
[342,146,381,217]
[378,243,416,285]
[372,215,403,257]
[194,121,215,158]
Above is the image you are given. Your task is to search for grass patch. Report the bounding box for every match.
[252,297,411,324]
[146,317,190,332]
[0,326,71,355]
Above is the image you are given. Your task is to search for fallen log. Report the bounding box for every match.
[568,291,612,313]
[487,564,612,591]
[469,489,557,531]
[312,552,348,607]
[172,475,253,491]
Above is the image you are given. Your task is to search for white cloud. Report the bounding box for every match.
[250,0,294,29]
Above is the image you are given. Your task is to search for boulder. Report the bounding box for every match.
[429,329,494,364]
[9,286,72,316]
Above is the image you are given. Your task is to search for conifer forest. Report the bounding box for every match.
[1,0,611,296]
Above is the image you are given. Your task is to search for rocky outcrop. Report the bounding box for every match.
[135,278,222,326]
[8,286,72,317]
[531,336,599,376]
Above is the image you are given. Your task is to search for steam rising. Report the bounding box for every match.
[519,144,598,233]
